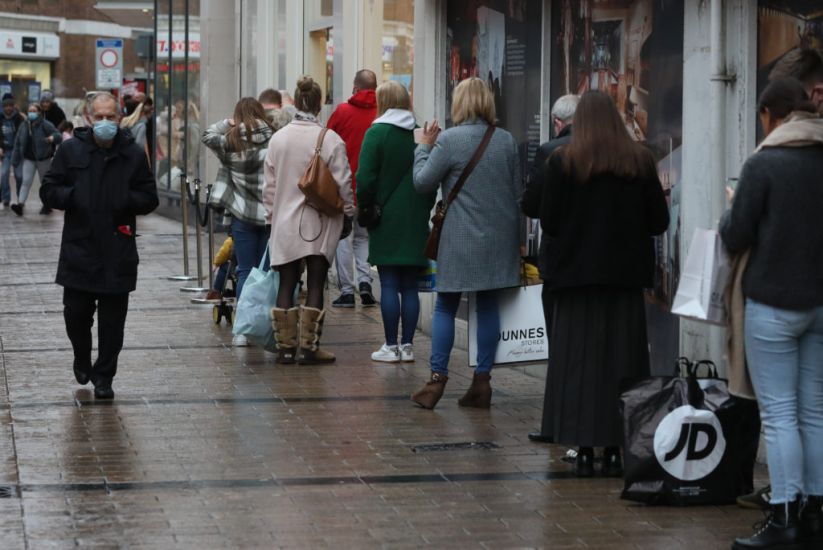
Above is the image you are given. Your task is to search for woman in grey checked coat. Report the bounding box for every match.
[410,77,522,410]
[203,98,275,346]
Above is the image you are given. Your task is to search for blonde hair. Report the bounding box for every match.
[451,77,496,125]
[120,102,144,129]
[376,80,411,116]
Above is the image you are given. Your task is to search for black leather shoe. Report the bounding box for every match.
[527,432,554,443]
[602,447,624,477]
[359,283,377,307]
[94,386,115,399]
[73,368,90,386]
[575,447,595,478]
[733,499,801,549]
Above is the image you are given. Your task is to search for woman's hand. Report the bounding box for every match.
[420,119,441,146]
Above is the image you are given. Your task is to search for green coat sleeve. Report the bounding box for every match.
[355,127,381,206]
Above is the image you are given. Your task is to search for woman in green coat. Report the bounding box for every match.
[356,81,436,363]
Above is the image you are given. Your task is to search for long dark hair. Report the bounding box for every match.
[225,97,273,152]
[758,77,816,119]
[560,90,655,182]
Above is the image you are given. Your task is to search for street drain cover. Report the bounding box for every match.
[412,442,500,453]
[0,486,19,498]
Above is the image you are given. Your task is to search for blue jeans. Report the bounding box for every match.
[745,299,823,503]
[377,265,420,346]
[230,218,268,299]
[431,291,499,376]
[1,153,21,204]
[212,263,229,292]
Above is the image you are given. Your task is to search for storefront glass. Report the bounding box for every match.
[0,60,50,105]
[445,1,542,173]
[757,1,823,134]
[154,0,201,193]
[378,1,414,92]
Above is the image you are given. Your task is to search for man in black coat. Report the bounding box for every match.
[40,92,159,399]
[520,94,579,443]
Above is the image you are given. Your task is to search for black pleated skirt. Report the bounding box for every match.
[548,287,651,447]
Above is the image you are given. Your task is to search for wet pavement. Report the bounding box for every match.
[0,190,766,549]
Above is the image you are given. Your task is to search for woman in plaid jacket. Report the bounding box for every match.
[203,98,275,346]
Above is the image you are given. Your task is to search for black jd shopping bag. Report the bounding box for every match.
[620,360,754,506]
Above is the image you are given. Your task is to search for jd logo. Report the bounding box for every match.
[653,406,726,481]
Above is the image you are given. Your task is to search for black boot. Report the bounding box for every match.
[733,499,801,549]
[801,496,823,549]
[601,447,623,477]
[575,447,594,478]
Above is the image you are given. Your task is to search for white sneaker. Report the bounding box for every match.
[400,344,414,362]
[232,334,248,347]
[371,344,400,363]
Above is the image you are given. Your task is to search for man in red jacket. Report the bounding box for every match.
[328,69,378,308]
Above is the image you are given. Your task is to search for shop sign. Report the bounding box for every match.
[96,38,123,89]
[156,33,201,59]
[468,285,548,366]
[0,31,60,60]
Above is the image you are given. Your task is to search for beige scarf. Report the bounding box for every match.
[725,111,823,399]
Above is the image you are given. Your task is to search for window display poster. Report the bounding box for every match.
[446,0,543,174]
[550,0,685,372]
[757,1,823,136]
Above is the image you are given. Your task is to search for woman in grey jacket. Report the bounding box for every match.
[723,77,823,550]
[11,103,61,216]
[411,77,522,410]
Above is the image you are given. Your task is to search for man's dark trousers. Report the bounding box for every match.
[63,288,129,387]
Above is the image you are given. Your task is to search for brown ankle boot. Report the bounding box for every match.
[458,372,492,408]
[271,307,298,364]
[411,372,448,409]
[298,306,335,365]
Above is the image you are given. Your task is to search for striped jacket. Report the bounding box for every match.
[203,119,273,225]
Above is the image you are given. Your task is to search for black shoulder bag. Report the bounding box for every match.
[357,164,411,230]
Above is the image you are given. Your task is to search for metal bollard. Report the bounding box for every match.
[190,182,217,305]
[180,178,209,293]
[167,172,198,281]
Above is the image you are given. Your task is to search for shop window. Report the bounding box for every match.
[366,0,414,94]
[756,1,823,139]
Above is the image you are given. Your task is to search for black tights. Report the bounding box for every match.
[276,256,329,310]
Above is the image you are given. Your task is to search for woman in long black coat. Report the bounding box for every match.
[538,91,670,477]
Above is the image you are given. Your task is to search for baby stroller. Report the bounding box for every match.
[209,236,238,326]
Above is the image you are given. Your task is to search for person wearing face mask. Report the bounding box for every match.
[10,103,61,216]
[39,92,159,400]
[0,93,24,209]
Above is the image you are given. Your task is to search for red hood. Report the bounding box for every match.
[348,90,376,109]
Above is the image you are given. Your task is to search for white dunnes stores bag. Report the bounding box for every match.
[671,228,732,326]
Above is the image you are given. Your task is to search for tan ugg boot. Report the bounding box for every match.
[457,372,492,408]
[410,372,448,409]
[297,306,336,364]
[271,307,298,364]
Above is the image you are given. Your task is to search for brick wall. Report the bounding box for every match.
[0,0,149,99]
[0,0,112,21]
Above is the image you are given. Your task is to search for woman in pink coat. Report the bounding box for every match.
[263,76,355,365]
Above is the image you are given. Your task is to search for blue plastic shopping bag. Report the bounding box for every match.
[233,248,278,351]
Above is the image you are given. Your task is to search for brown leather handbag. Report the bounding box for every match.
[298,128,344,217]
[424,125,495,260]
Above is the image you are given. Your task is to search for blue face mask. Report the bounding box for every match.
[93,119,118,141]
[27,112,39,121]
